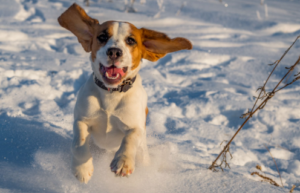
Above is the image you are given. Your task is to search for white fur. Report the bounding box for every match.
[72,22,149,183]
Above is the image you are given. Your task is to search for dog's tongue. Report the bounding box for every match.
[105,66,125,77]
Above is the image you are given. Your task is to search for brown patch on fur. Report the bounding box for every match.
[91,21,115,62]
[145,107,149,117]
[145,107,149,127]
[130,46,142,71]
[125,23,143,71]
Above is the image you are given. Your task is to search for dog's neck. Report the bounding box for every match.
[93,74,137,93]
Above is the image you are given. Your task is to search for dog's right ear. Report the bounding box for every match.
[58,3,99,52]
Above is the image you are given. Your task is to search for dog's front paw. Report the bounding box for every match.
[110,154,135,177]
[72,157,94,184]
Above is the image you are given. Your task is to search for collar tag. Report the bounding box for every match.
[121,78,134,92]
[122,84,131,92]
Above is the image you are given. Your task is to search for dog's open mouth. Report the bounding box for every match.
[100,63,128,84]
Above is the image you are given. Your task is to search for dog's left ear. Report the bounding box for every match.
[140,28,192,62]
[58,3,99,52]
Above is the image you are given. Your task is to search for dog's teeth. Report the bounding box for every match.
[106,72,119,80]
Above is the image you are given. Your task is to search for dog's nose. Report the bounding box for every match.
[106,48,123,60]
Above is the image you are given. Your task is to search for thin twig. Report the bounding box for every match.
[290,185,296,193]
[290,184,300,193]
[208,35,300,171]
[275,56,300,93]
[212,141,233,171]
[264,145,283,187]
[251,172,281,187]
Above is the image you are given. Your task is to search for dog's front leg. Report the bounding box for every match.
[110,129,143,176]
[72,120,94,183]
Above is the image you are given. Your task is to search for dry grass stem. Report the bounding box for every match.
[208,35,300,171]
[264,145,283,187]
[249,35,300,114]
[290,185,296,193]
[290,184,300,193]
[251,164,282,188]
[251,172,281,187]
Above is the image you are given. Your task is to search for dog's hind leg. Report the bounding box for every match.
[142,107,150,165]
[71,121,94,184]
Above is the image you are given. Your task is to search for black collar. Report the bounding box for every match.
[94,74,136,93]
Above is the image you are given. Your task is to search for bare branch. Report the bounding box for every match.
[210,141,233,171]
[240,109,252,119]
[208,35,300,172]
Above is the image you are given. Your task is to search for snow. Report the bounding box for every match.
[0,0,299,192]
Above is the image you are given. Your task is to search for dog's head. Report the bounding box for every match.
[58,3,192,88]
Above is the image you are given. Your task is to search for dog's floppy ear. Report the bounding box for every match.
[58,3,99,52]
[140,28,192,62]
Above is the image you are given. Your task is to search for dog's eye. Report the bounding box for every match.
[98,34,108,43]
[126,37,136,46]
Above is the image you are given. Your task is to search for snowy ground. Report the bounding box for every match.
[0,0,300,192]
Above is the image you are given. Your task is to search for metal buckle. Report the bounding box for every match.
[117,86,122,92]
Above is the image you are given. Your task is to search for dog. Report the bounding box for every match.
[58,3,192,183]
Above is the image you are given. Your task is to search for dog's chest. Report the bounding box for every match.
[89,94,127,150]
[75,75,147,150]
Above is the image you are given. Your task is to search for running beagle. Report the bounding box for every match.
[58,3,192,183]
